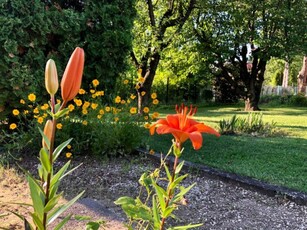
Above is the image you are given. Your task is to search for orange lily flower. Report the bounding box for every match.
[150,104,220,150]
[61,47,85,104]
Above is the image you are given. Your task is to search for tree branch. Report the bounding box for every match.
[147,0,156,27]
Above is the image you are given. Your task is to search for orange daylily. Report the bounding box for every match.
[61,47,85,104]
[150,104,220,150]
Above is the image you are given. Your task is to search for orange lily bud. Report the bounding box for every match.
[45,59,59,95]
[42,120,53,149]
[61,47,85,103]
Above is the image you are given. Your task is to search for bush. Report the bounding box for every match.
[219,113,279,137]
[0,0,136,126]
[1,78,160,158]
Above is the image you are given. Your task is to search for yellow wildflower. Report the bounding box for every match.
[123,79,129,84]
[67,144,72,149]
[66,152,72,158]
[144,123,151,129]
[151,93,157,99]
[115,96,121,104]
[28,93,36,102]
[20,99,25,104]
[97,114,102,119]
[130,94,136,100]
[90,89,95,94]
[149,149,155,155]
[82,120,88,126]
[74,99,82,107]
[92,79,99,87]
[144,116,149,120]
[153,99,159,105]
[141,91,146,96]
[143,107,149,113]
[23,110,29,115]
[82,109,88,115]
[105,106,111,112]
[37,117,44,124]
[79,88,86,94]
[130,107,137,114]
[91,103,98,110]
[138,77,145,83]
[56,123,63,129]
[114,117,119,122]
[152,112,160,119]
[12,109,20,116]
[33,108,39,114]
[83,101,90,109]
[68,104,75,112]
[56,99,61,104]
[121,100,126,104]
[99,109,104,115]
[9,123,17,130]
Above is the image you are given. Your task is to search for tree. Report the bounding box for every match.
[193,0,307,110]
[130,0,196,112]
[297,56,307,93]
[0,0,136,123]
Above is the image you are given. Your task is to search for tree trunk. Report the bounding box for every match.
[137,52,160,113]
[282,60,289,88]
[244,58,266,111]
[297,56,307,93]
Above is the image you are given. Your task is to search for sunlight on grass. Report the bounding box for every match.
[149,105,307,192]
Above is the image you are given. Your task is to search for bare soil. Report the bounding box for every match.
[1,153,307,229]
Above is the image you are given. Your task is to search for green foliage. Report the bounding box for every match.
[219,113,278,137]
[115,144,202,229]
[0,0,136,125]
[260,94,307,107]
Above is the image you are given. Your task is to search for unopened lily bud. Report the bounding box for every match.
[42,120,53,149]
[61,47,84,103]
[45,59,59,95]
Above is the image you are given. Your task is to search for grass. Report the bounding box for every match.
[147,104,307,193]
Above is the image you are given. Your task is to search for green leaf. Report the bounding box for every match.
[152,195,160,228]
[114,196,136,206]
[52,139,73,162]
[86,221,100,230]
[44,192,63,213]
[31,213,44,230]
[162,205,176,219]
[38,127,50,150]
[169,174,188,191]
[27,176,45,220]
[47,191,85,225]
[172,183,196,203]
[167,223,203,229]
[24,218,34,230]
[53,214,72,230]
[54,108,69,119]
[74,215,92,221]
[164,163,172,181]
[175,161,185,174]
[152,180,167,211]
[50,161,70,187]
[39,148,51,173]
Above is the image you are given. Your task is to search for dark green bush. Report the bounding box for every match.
[0,0,136,126]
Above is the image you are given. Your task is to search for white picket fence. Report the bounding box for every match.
[261,85,306,96]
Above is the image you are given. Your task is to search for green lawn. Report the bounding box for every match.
[147,104,307,193]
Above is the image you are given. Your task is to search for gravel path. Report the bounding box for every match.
[58,154,307,229]
[3,154,307,229]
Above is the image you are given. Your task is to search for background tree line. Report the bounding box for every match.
[0,0,306,125]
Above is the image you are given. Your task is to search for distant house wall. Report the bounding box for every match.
[261,85,307,96]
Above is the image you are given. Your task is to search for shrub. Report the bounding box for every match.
[2,78,160,158]
[219,113,279,137]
